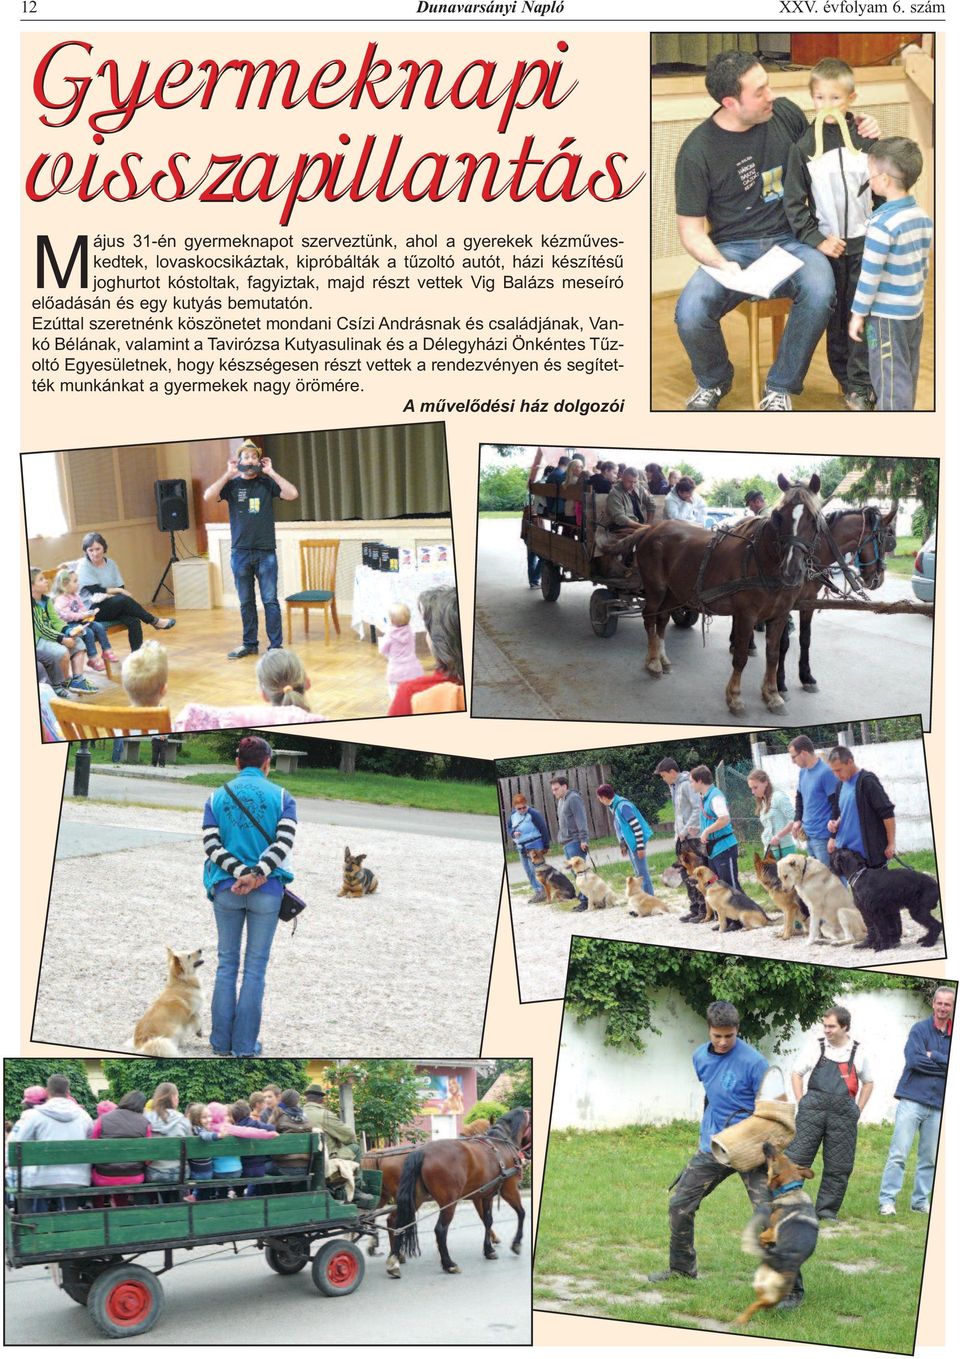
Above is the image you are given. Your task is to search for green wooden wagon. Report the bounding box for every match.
[5,1132,383,1338]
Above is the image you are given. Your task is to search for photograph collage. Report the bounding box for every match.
[12,7,951,1355]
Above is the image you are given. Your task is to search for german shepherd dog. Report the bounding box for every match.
[689,866,773,932]
[338,846,379,897]
[527,848,577,904]
[736,1142,818,1326]
[831,848,943,951]
[754,851,809,940]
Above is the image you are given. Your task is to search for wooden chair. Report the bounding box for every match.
[734,298,793,408]
[410,682,466,714]
[50,698,171,739]
[285,539,340,642]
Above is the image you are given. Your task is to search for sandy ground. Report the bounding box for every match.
[33,804,503,1055]
[509,877,945,1003]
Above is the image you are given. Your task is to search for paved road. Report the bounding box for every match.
[3,1198,531,1345]
[471,519,933,728]
[66,772,499,845]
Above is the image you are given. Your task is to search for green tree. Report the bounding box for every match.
[673,460,704,484]
[4,1060,99,1122]
[100,1058,309,1107]
[478,1059,532,1110]
[845,458,939,530]
[478,464,531,511]
[326,1061,430,1144]
[703,475,778,509]
[565,940,935,1052]
[789,457,848,500]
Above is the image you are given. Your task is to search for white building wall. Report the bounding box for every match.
[552,988,934,1131]
[756,741,932,852]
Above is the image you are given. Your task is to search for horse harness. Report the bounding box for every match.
[473,1126,527,1190]
[690,508,873,616]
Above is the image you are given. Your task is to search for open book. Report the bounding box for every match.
[701,245,804,299]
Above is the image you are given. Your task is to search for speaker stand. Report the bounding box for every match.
[152,530,180,603]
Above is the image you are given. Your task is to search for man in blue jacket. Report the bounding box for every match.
[879,987,953,1216]
[595,782,656,895]
[786,735,840,866]
[647,1002,805,1303]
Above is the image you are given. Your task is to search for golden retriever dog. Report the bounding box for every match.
[133,947,205,1057]
[776,854,867,946]
[565,856,619,910]
[689,867,772,932]
[625,876,670,917]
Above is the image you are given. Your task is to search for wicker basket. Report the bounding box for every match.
[710,1067,796,1170]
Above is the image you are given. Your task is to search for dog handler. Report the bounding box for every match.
[202,735,298,1057]
[786,1006,874,1220]
[656,757,707,923]
[647,1001,805,1308]
[824,746,896,868]
[690,765,742,889]
[595,782,656,895]
[550,775,590,913]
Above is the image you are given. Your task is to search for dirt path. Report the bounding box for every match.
[34,804,503,1055]
[510,883,944,1003]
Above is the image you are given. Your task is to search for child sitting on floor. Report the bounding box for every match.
[377,603,424,703]
[173,648,325,731]
[52,567,117,672]
[121,640,168,708]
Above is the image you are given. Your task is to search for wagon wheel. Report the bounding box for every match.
[58,1255,122,1305]
[87,1263,164,1338]
[539,561,561,602]
[311,1239,366,1296]
[670,606,699,629]
[264,1234,311,1274]
[589,588,619,638]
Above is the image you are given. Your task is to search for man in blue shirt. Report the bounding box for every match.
[825,746,896,870]
[647,1002,804,1303]
[786,734,840,865]
[879,987,952,1216]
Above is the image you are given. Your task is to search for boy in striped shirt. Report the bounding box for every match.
[848,137,932,410]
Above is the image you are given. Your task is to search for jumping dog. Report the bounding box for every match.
[736,1142,818,1326]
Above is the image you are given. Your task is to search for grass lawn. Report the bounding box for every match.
[180,768,498,815]
[67,739,219,768]
[884,537,922,579]
[479,510,524,518]
[534,1121,929,1351]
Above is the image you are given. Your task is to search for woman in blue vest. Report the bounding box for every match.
[595,783,656,895]
[690,764,741,889]
[507,793,550,903]
[202,735,298,1056]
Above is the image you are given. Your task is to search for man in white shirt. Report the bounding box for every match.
[663,477,707,524]
[785,1006,874,1220]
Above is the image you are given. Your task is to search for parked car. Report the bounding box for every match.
[911,532,936,603]
[703,507,739,531]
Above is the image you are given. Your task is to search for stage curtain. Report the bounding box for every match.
[264,423,449,521]
[652,34,759,66]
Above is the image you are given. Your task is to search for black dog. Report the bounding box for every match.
[831,848,942,951]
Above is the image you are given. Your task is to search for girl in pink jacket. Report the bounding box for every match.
[378,603,424,703]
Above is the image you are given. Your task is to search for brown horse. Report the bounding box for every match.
[633,475,824,715]
[388,1108,532,1277]
[360,1120,494,1260]
[777,503,897,694]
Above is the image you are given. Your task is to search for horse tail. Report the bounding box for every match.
[394,1148,425,1258]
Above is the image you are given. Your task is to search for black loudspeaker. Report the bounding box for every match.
[155,479,189,531]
